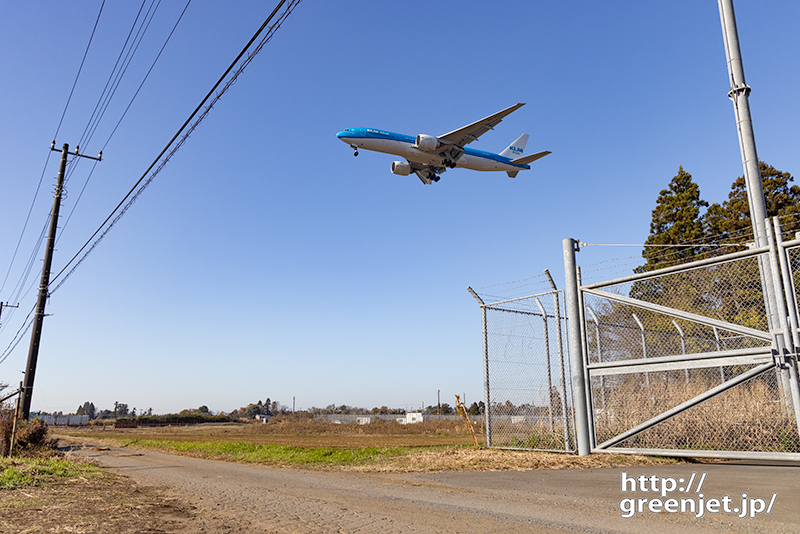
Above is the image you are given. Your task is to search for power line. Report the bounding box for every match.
[75,0,156,151]
[61,0,191,236]
[49,0,301,294]
[53,0,106,141]
[0,1,106,300]
[0,0,300,363]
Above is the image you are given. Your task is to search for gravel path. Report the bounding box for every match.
[64,438,799,533]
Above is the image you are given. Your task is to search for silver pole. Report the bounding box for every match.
[534,297,555,432]
[718,0,769,249]
[712,327,725,383]
[586,306,605,413]
[468,287,491,447]
[545,270,572,451]
[672,319,690,382]
[765,219,800,421]
[632,313,651,391]
[562,239,591,455]
[774,217,800,349]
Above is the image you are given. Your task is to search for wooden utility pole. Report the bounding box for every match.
[20,143,101,420]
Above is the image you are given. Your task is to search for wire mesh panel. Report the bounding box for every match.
[583,249,800,456]
[787,244,800,321]
[482,291,574,452]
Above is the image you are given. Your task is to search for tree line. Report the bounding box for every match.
[639,161,799,271]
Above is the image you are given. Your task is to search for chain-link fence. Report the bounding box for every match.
[579,229,800,458]
[471,289,575,452]
[472,221,800,459]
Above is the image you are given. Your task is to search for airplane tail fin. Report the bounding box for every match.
[499,134,529,159]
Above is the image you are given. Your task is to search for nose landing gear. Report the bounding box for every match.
[350,145,359,157]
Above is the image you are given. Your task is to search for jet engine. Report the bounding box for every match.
[391,161,412,176]
[414,134,441,151]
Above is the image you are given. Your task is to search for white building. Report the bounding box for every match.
[402,412,429,424]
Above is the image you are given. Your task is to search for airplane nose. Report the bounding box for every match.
[337,129,355,142]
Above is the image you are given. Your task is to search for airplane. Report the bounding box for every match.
[336,103,550,185]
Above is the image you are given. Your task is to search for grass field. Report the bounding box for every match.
[62,417,480,448]
[57,417,685,472]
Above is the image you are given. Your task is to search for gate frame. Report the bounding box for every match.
[564,217,800,461]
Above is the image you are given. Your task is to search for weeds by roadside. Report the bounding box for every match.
[0,456,105,490]
[91,436,686,473]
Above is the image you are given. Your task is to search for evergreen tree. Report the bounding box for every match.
[704,161,800,240]
[639,166,708,271]
[75,401,96,419]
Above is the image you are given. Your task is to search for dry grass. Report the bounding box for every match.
[63,417,480,449]
[594,375,800,452]
[348,447,684,473]
[58,417,688,474]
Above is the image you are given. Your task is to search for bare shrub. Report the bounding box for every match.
[13,419,58,456]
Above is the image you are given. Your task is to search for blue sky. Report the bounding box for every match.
[0,1,797,415]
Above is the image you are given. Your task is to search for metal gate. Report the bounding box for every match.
[469,285,575,452]
[570,217,800,460]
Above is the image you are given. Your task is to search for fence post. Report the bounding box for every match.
[631,313,651,392]
[765,219,800,424]
[9,382,21,457]
[672,319,690,382]
[545,270,573,451]
[774,217,800,349]
[563,238,591,455]
[586,306,606,413]
[467,287,491,447]
[534,297,555,432]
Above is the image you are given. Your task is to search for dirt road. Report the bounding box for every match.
[67,440,799,533]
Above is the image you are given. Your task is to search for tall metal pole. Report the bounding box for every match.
[563,238,591,455]
[718,0,794,410]
[20,144,69,420]
[718,0,769,246]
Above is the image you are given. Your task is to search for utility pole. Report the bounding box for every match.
[20,142,101,420]
[0,302,19,325]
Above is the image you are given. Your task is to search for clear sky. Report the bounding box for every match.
[0,1,797,415]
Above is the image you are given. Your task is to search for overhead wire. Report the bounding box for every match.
[48,0,301,295]
[0,1,106,302]
[0,0,166,361]
[61,0,189,235]
[75,0,156,152]
[2,0,301,363]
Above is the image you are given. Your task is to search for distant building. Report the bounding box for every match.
[402,412,429,424]
[255,414,271,423]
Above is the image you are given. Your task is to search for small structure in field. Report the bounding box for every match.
[403,412,429,424]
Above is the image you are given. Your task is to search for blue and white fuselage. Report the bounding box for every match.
[336,103,550,185]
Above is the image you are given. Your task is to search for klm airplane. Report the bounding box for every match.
[336,103,550,185]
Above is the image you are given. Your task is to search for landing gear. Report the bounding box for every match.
[441,158,457,169]
[350,144,359,157]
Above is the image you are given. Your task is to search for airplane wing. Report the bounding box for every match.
[437,103,525,147]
